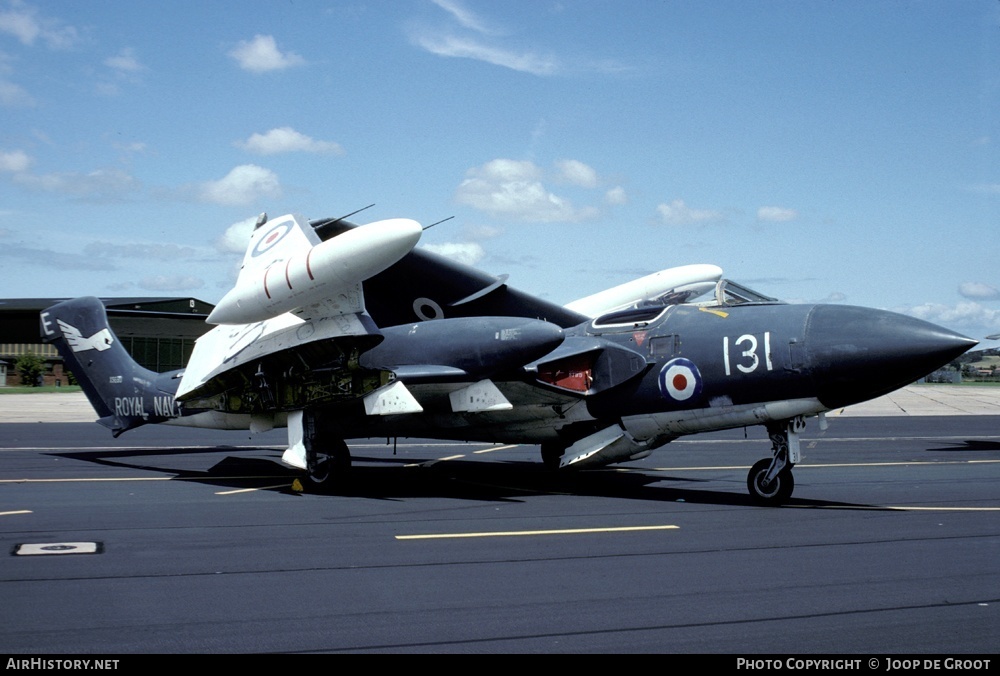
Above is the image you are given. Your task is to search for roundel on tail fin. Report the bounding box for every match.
[252,220,293,257]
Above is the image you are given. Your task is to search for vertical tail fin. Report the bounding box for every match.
[40,297,181,436]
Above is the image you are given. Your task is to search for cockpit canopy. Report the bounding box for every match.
[592,279,781,328]
[711,279,780,306]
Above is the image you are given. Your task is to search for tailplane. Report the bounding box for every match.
[40,297,183,436]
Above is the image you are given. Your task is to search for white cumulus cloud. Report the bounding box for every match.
[13,168,140,199]
[656,199,724,226]
[0,3,78,48]
[906,301,1000,334]
[199,165,281,205]
[970,183,1000,194]
[455,159,598,223]
[555,159,598,188]
[0,149,32,172]
[757,206,799,222]
[236,127,343,155]
[605,186,627,205]
[104,48,144,74]
[959,282,1000,301]
[228,35,306,73]
[420,241,486,266]
[216,215,258,253]
[0,79,35,107]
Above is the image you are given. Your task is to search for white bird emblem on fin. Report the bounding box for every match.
[57,319,114,352]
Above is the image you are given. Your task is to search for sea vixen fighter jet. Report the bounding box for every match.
[41,212,977,504]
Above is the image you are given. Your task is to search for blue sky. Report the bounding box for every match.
[2,1,999,345]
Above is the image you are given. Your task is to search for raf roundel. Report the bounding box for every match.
[252,221,292,257]
[658,358,703,402]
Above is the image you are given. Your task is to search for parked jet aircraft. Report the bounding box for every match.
[41,212,977,504]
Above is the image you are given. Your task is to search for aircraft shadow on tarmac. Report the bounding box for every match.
[927,439,1000,452]
[50,445,862,510]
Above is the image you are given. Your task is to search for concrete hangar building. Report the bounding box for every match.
[0,297,215,387]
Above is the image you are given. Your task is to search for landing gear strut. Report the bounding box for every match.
[747,416,804,506]
[302,411,352,488]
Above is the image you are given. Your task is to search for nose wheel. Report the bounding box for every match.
[747,458,794,505]
[747,417,804,505]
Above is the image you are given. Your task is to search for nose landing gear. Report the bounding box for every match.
[747,416,804,505]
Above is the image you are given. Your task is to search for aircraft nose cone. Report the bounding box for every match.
[805,305,978,409]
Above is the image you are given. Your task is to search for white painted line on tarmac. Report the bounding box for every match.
[788,505,1000,512]
[0,476,295,484]
[215,483,294,495]
[648,458,1000,472]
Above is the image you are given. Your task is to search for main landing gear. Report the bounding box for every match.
[747,416,805,506]
[305,438,352,488]
[287,410,353,491]
[540,442,565,470]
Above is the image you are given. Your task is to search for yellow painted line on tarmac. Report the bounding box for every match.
[473,444,520,454]
[408,446,524,464]
[403,447,523,465]
[411,454,468,467]
[0,510,32,517]
[396,524,679,541]
[349,442,493,449]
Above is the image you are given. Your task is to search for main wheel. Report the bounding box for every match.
[305,439,352,489]
[308,457,332,485]
[540,442,565,471]
[747,458,794,506]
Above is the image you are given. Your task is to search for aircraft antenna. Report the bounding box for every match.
[332,203,375,223]
[310,204,376,231]
[423,216,454,231]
